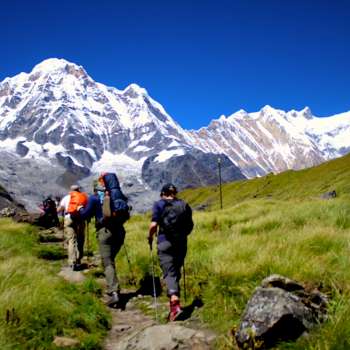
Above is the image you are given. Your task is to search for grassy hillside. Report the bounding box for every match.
[0,219,110,350]
[1,154,350,349]
[180,153,350,209]
[117,154,350,348]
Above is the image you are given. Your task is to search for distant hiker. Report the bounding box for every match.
[39,196,60,228]
[79,173,130,307]
[148,183,194,321]
[57,185,88,271]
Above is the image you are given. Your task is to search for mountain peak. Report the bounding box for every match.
[261,105,278,114]
[32,58,74,73]
[300,106,313,119]
[123,83,148,96]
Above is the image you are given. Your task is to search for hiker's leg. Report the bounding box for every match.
[110,226,125,263]
[65,216,77,266]
[158,240,180,296]
[109,226,125,287]
[174,240,188,288]
[97,227,118,294]
[76,221,85,263]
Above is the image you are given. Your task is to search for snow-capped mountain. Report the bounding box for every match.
[0,58,244,210]
[188,106,350,177]
[0,58,349,210]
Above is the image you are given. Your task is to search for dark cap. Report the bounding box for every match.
[160,183,177,196]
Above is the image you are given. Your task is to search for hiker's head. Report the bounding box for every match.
[70,184,80,192]
[93,183,105,194]
[160,183,177,198]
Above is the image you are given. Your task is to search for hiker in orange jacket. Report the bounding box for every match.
[57,185,88,271]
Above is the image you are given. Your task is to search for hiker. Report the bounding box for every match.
[38,196,60,228]
[148,183,194,321]
[79,173,130,307]
[57,185,88,271]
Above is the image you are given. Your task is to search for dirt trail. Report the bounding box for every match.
[39,227,216,349]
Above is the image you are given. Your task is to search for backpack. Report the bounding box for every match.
[67,191,88,215]
[160,199,194,240]
[100,173,130,224]
[43,197,56,212]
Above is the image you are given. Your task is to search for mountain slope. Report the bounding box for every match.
[0,58,349,210]
[188,106,350,177]
[0,58,245,210]
[181,152,350,209]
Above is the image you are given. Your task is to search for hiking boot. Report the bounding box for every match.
[168,299,183,322]
[106,292,120,307]
[72,263,82,271]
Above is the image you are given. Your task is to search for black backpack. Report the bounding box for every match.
[160,199,194,240]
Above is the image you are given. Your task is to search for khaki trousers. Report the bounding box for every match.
[64,215,85,265]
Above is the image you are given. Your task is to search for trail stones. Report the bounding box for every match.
[235,274,327,349]
[53,336,79,348]
[113,324,214,350]
[321,190,337,199]
[58,266,86,283]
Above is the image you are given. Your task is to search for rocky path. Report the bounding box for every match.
[39,227,217,349]
[103,292,216,350]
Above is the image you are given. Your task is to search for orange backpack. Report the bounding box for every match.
[67,191,88,214]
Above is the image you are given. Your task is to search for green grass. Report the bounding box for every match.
[0,219,110,350]
[116,154,350,349]
[1,153,350,349]
[121,198,350,349]
[180,153,350,210]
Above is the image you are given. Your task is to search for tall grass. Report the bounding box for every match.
[120,196,350,349]
[0,219,110,350]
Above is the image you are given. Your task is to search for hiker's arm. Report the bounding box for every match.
[148,221,158,246]
[148,221,158,236]
[78,196,96,220]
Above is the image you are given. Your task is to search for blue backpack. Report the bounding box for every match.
[101,173,130,224]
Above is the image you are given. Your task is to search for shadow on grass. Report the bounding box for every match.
[177,297,204,321]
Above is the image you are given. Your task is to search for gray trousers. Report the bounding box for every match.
[157,239,187,297]
[97,224,125,294]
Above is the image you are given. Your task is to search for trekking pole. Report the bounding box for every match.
[149,241,159,322]
[123,243,136,285]
[183,262,187,303]
[86,222,90,266]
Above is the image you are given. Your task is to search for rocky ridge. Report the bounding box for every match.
[0,58,349,209]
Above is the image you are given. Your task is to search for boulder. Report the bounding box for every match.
[0,207,16,217]
[235,274,327,349]
[113,324,215,350]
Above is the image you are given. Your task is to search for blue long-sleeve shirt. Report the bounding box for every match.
[79,194,103,224]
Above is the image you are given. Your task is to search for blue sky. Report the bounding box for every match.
[1,0,349,129]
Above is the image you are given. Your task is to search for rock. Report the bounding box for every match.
[113,324,214,350]
[53,336,79,348]
[142,149,246,192]
[0,207,16,217]
[260,274,304,291]
[58,266,86,283]
[38,227,65,242]
[235,275,327,349]
[321,190,337,199]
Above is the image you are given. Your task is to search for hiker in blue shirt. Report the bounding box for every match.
[79,182,125,307]
[148,183,193,321]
